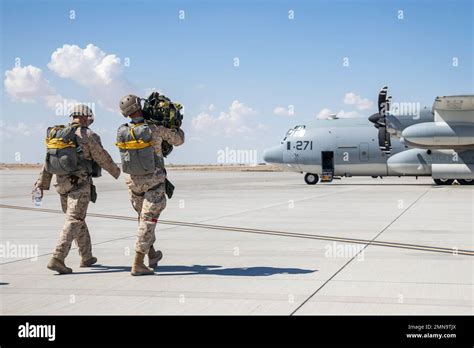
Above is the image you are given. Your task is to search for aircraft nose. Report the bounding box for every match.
[263,145,283,164]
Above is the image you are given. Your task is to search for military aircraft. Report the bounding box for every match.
[263,87,474,185]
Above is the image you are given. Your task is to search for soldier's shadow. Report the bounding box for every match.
[72,264,317,276]
[157,265,316,276]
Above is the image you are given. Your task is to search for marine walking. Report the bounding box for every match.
[116,94,185,276]
[34,105,121,274]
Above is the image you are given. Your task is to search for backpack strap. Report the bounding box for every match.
[129,122,145,141]
[115,122,153,150]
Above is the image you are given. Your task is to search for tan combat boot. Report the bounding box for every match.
[47,257,73,274]
[148,246,163,268]
[131,252,154,276]
[80,256,98,267]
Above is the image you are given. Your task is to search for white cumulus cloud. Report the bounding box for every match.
[317,91,372,119]
[3,65,76,115]
[192,100,264,135]
[47,43,130,111]
[48,44,122,86]
[316,108,360,119]
[273,105,295,117]
[316,108,333,119]
[343,92,373,110]
[4,65,54,102]
[4,43,133,114]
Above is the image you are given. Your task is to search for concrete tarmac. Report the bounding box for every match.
[0,170,472,315]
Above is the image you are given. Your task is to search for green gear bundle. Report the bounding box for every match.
[143,92,183,129]
[142,92,183,157]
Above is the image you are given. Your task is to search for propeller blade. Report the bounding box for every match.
[378,126,392,153]
[385,126,391,148]
[372,86,391,153]
[378,126,387,149]
[378,86,388,116]
[368,112,382,124]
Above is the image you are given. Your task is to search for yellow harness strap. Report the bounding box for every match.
[45,125,78,149]
[115,122,153,150]
[46,138,76,149]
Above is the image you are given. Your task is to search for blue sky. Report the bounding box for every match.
[1,0,472,164]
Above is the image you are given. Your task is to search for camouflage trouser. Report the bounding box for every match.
[129,183,166,254]
[52,183,92,261]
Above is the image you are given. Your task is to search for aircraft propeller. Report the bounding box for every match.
[368,86,392,154]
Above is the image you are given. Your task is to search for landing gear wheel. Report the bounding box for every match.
[433,178,454,185]
[304,173,319,185]
[456,179,474,185]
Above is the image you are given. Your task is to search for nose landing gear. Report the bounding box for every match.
[304,173,319,185]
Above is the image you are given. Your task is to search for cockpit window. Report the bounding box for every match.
[281,125,306,142]
[292,125,306,137]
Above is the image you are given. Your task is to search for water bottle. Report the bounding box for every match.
[33,188,42,207]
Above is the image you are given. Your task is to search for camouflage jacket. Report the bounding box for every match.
[126,124,185,192]
[36,123,121,194]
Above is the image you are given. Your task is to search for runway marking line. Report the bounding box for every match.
[1,203,472,257]
[289,188,437,315]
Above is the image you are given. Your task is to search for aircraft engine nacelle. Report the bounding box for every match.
[387,149,432,176]
[387,148,474,179]
[402,122,474,148]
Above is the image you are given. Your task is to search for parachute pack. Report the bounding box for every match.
[45,124,85,175]
[142,92,183,157]
[45,124,100,177]
[116,122,160,175]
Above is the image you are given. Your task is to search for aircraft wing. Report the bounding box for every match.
[401,95,474,150]
[432,95,474,123]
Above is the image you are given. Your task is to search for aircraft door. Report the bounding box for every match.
[359,143,369,162]
[321,151,334,182]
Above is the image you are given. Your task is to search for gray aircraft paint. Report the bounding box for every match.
[264,117,411,177]
[264,94,474,183]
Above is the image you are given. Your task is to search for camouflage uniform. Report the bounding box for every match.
[36,123,121,262]
[124,122,185,254]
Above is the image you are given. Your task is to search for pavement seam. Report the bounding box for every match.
[1,191,472,267]
[289,188,432,316]
[0,186,364,266]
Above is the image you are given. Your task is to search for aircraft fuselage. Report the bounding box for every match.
[263,116,474,184]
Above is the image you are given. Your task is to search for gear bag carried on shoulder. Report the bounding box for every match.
[45,124,82,175]
[116,122,157,175]
[143,92,183,129]
[143,92,183,158]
